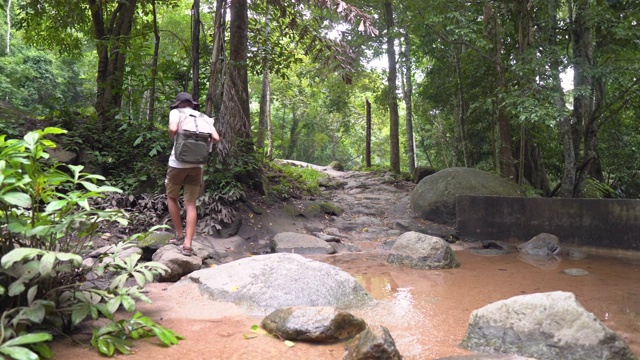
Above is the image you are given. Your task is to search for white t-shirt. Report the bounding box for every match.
[168,108,216,168]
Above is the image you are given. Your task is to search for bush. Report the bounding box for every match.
[0,128,180,358]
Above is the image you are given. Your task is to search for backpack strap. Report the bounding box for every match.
[177,108,202,134]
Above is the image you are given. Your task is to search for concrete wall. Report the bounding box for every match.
[456,195,640,251]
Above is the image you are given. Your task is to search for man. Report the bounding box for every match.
[165,92,220,256]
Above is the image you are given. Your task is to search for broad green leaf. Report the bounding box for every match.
[133,272,146,288]
[39,253,56,276]
[1,248,44,268]
[121,296,136,312]
[31,342,54,359]
[106,298,121,314]
[79,181,99,192]
[41,127,66,136]
[2,332,53,347]
[0,192,32,207]
[55,252,82,265]
[44,200,68,213]
[97,185,122,193]
[72,304,91,326]
[23,304,46,323]
[27,285,39,305]
[8,280,26,296]
[0,345,40,360]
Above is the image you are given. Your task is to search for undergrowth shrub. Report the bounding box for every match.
[0,128,181,358]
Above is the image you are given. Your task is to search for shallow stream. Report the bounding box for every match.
[51,245,640,359]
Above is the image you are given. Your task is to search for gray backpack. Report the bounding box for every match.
[174,110,211,164]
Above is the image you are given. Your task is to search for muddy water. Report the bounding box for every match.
[50,247,640,360]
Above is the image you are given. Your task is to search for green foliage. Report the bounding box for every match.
[0,129,179,357]
[90,312,183,357]
[267,161,325,199]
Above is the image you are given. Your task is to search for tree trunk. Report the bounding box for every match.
[267,93,274,159]
[384,0,400,173]
[217,0,252,158]
[6,0,11,54]
[205,0,226,117]
[550,0,577,197]
[571,0,595,197]
[191,0,200,102]
[402,30,416,174]
[484,2,516,180]
[88,0,138,136]
[365,98,372,168]
[287,105,302,159]
[147,0,160,129]
[257,63,270,151]
[453,44,468,167]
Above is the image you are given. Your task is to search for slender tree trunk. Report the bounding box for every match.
[257,10,271,152]
[147,0,160,129]
[267,96,273,159]
[6,0,10,54]
[191,0,200,102]
[384,0,400,173]
[453,44,468,167]
[287,106,302,159]
[485,3,516,179]
[257,63,270,151]
[205,0,226,117]
[402,30,416,175]
[571,0,595,197]
[548,0,576,197]
[365,98,372,168]
[88,0,138,135]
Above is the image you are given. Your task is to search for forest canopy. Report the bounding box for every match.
[0,0,639,199]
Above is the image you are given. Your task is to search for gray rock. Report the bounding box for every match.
[272,232,336,255]
[387,231,460,269]
[152,245,203,282]
[567,248,587,260]
[562,268,590,276]
[178,253,375,315]
[517,233,560,256]
[343,324,402,360]
[461,291,636,360]
[261,306,366,343]
[435,355,535,360]
[410,167,526,225]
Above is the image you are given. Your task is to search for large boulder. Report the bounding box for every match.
[176,253,375,315]
[461,291,637,360]
[387,231,460,269]
[410,167,526,225]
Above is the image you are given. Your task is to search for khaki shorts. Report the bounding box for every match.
[165,166,203,202]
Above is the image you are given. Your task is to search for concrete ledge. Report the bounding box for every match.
[456,195,640,251]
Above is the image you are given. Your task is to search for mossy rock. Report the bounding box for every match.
[138,231,174,247]
[327,161,344,171]
[304,201,343,218]
[283,204,304,217]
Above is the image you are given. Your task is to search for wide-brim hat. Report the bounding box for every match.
[170,92,199,109]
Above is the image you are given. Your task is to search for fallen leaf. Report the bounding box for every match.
[250,325,268,335]
[242,333,258,339]
[284,340,295,347]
